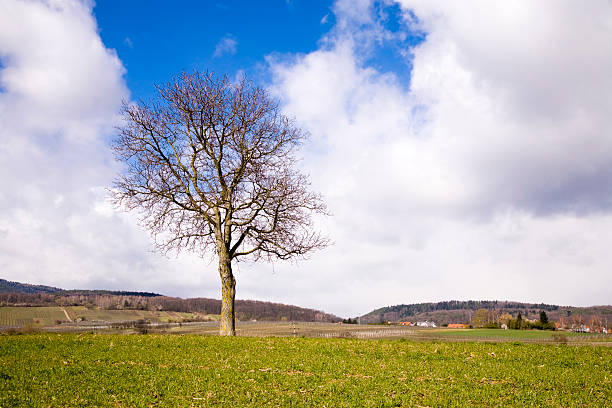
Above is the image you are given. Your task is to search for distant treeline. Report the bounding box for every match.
[0,292,340,323]
[368,300,559,317]
[361,300,611,326]
[61,290,162,297]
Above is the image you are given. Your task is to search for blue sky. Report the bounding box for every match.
[93,0,422,100]
[1,0,611,316]
[94,1,335,99]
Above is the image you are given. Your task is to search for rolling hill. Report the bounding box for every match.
[360,300,612,326]
[0,279,340,323]
[0,279,62,294]
[0,278,161,297]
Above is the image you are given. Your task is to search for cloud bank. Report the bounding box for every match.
[262,0,612,314]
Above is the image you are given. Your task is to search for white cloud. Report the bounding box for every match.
[0,0,215,297]
[402,0,612,215]
[213,35,237,58]
[263,0,612,315]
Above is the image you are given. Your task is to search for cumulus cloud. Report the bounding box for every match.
[213,35,237,58]
[262,0,612,315]
[401,0,612,215]
[0,0,213,296]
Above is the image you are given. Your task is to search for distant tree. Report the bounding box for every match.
[499,312,512,327]
[569,313,585,329]
[471,308,489,328]
[112,71,328,335]
[588,314,603,331]
[539,310,548,324]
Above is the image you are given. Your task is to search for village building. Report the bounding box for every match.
[447,323,468,329]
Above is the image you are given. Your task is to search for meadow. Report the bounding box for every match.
[426,328,611,343]
[1,333,610,407]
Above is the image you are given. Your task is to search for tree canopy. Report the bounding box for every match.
[112,71,328,335]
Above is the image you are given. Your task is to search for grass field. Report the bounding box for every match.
[1,333,610,407]
[438,328,556,339]
[428,328,609,342]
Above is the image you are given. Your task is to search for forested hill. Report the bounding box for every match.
[0,279,340,323]
[361,300,612,326]
[0,279,160,297]
[0,278,61,294]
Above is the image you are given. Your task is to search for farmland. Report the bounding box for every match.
[0,306,67,327]
[1,333,610,407]
[136,322,612,345]
[2,307,610,347]
[61,306,209,324]
[0,306,212,328]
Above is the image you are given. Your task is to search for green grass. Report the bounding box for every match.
[432,328,610,343]
[1,334,610,407]
[438,328,559,339]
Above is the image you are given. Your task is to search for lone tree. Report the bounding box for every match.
[112,71,328,336]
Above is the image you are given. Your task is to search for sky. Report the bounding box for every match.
[1,0,611,318]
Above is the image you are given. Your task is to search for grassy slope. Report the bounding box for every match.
[1,334,610,407]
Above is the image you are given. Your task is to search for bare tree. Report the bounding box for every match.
[588,314,603,332]
[111,71,328,335]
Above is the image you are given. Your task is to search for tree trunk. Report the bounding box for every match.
[218,255,236,336]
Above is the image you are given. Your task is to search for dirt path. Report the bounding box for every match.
[60,307,72,322]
